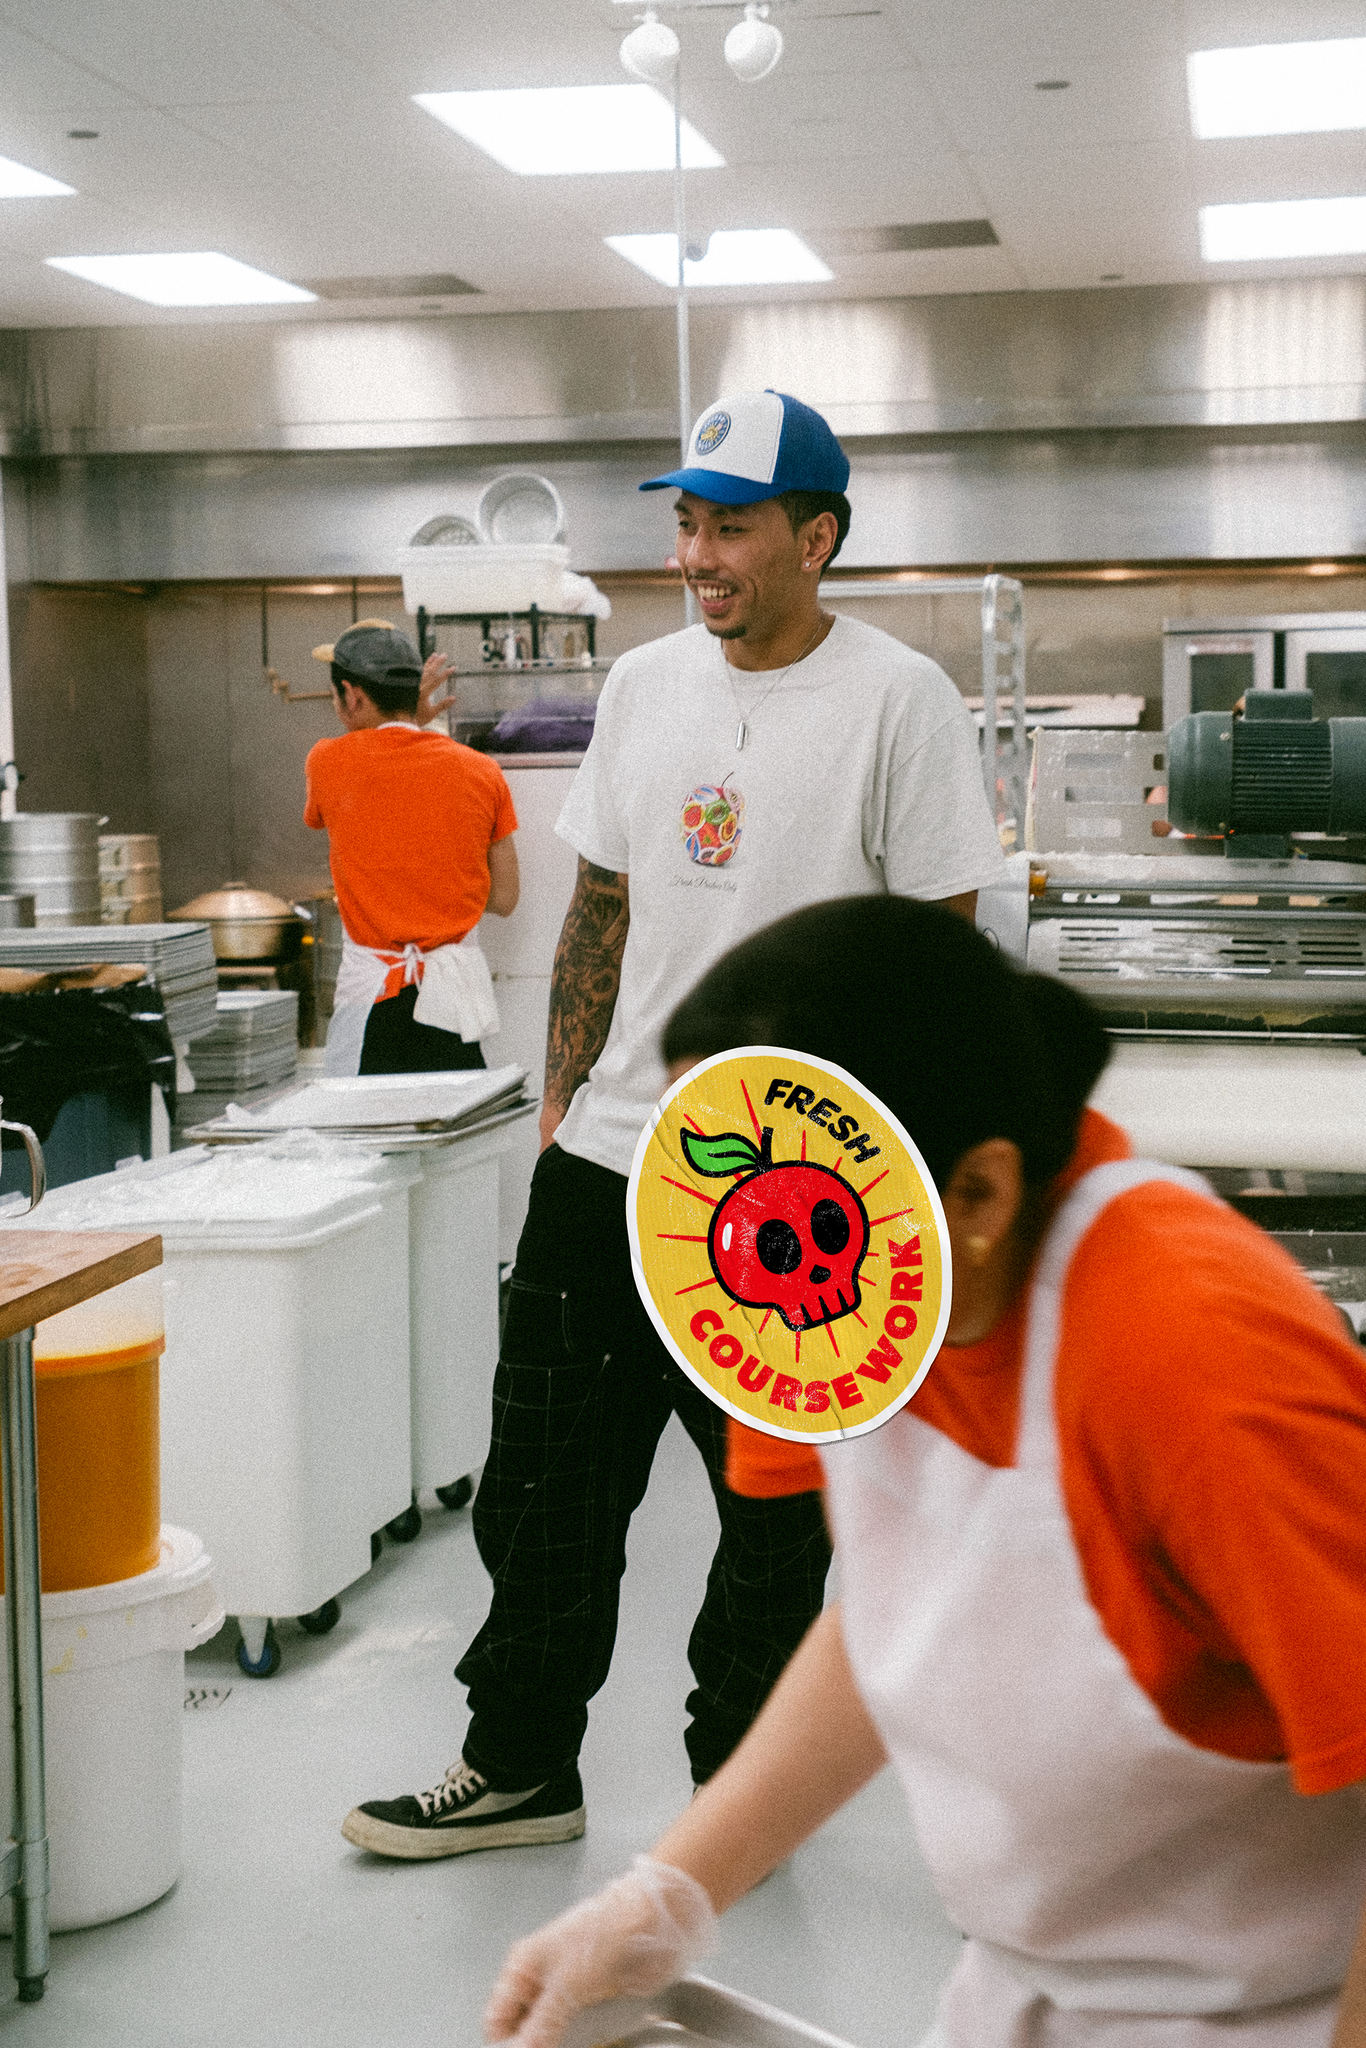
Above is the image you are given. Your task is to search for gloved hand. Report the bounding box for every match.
[484,1856,717,2048]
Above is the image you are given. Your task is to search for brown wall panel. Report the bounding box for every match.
[7,584,154,831]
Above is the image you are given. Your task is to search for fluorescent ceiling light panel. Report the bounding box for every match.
[1200,196,1366,262]
[606,229,833,286]
[1189,38,1366,138]
[0,155,74,198]
[414,86,723,174]
[45,252,316,305]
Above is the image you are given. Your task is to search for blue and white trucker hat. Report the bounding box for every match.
[640,389,850,506]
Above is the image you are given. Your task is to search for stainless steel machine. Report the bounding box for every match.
[982,686,1366,1331]
[978,847,1366,1328]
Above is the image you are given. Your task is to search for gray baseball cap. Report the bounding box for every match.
[311,618,422,685]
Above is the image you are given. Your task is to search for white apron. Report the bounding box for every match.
[826,1158,1366,2048]
[323,931,500,1079]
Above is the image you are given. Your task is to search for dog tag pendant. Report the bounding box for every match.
[735,719,747,751]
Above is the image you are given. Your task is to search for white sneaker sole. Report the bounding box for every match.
[341,1803,586,1861]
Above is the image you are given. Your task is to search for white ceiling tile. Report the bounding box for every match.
[0,21,141,110]
[896,0,1183,71]
[0,193,136,261]
[0,0,367,105]
[280,0,625,92]
[693,65,967,169]
[567,157,989,242]
[925,57,1190,153]
[1193,132,1366,204]
[808,243,1029,295]
[1182,1,1366,47]
[753,9,924,77]
[969,142,1198,283]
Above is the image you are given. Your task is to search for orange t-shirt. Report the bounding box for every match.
[304,727,517,984]
[726,1109,1366,1794]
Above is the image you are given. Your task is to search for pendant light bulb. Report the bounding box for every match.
[724,3,783,83]
[620,7,680,86]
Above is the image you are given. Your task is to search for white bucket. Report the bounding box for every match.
[0,1525,222,1931]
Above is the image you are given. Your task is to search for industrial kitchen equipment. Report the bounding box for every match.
[980,686,1366,1332]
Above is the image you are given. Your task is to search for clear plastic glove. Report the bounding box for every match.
[484,1856,717,2048]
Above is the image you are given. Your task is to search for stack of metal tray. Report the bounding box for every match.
[183,1062,537,1149]
[177,991,299,1135]
[0,922,218,1043]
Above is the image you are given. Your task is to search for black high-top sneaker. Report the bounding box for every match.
[341,1755,585,1860]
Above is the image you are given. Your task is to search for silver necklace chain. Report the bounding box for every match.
[723,616,829,751]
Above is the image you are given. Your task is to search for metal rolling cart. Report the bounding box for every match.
[0,1097,161,2000]
[415,601,599,665]
[415,602,613,763]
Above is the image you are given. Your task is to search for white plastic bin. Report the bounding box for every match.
[399,541,569,615]
[7,1151,415,1655]
[404,1125,509,1491]
[0,1525,221,1931]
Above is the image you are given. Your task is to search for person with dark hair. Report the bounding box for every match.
[485,898,1366,2048]
[304,619,519,1076]
[341,396,1004,1864]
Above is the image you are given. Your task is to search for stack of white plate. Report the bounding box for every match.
[0,922,219,1043]
[99,835,163,925]
[0,814,101,927]
[176,991,299,1135]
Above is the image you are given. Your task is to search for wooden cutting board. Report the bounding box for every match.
[0,1232,162,1342]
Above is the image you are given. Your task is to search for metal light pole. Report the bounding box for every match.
[673,59,697,626]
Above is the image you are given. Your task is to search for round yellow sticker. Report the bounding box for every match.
[627,1047,950,1443]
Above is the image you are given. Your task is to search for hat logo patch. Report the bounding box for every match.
[695,410,731,456]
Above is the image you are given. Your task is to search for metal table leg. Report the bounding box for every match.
[1,1326,47,2002]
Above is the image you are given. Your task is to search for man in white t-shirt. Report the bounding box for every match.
[343,389,1005,1862]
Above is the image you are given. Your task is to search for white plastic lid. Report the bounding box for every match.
[17,1150,384,1241]
[33,1265,163,1362]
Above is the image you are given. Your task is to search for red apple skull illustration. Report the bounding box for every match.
[680,1125,870,1332]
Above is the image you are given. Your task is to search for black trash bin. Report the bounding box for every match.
[0,977,176,1197]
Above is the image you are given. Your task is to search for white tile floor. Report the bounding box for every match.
[8,1419,959,2047]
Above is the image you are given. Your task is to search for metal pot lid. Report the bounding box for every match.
[172,882,299,921]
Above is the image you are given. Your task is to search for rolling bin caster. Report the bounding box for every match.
[16,1976,43,2003]
[236,1618,281,1678]
[297,1598,340,1636]
[385,1498,422,1543]
[370,1530,383,1564]
[435,1474,474,1512]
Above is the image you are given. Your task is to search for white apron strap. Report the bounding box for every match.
[1016,1159,1215,1473]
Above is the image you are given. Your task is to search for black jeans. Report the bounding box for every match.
[358,983,486,1075]
[455,1143,832,1787]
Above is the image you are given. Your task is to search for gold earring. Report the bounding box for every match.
[966,1235,991,1265]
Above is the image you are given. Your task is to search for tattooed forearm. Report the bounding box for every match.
[541,858,630,1142]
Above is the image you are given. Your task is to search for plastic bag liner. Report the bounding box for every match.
[0,978,177,1147]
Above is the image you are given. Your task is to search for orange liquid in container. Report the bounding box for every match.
[2,1268,164,1593]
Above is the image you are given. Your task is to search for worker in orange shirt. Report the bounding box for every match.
[304,620,519,1077]
[485,896,1366,2048]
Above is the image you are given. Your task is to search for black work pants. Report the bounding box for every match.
[358,983,486,1075]
[455,1142,832,1787]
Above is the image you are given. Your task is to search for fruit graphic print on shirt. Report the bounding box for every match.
[680,781,744,867]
